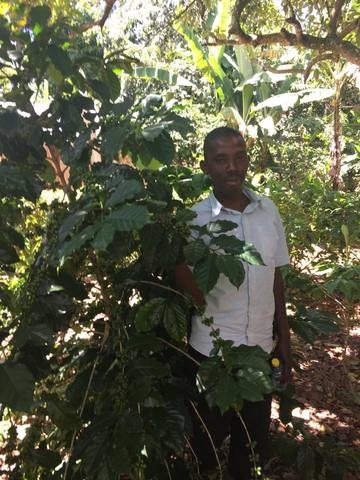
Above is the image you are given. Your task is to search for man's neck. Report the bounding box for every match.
[213,188,250,213]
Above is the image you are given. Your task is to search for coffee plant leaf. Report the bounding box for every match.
[184,238,207,265]
[163,303,188,342]
[239,243,265,265]
[222,344,271,373]
[0,361,34,411]
[215,254,245,288]
[211,234,245,254]
[106,178,145,207]
[135,297,167,332]
[107,204,150,231]
[59,225,98,263]
[206,372,241,414]
[193,253,219,293]
[47,44,73,76]
[207,220,237,233]
[46,395,79,430]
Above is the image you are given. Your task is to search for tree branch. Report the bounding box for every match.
[229,0,252,37]
[206,31,360,67]
[173,0,199,22]
[286,15,303,43]
[339,18,360,39]
[263,65,305,75]
[303,53,337,81]
[223,0,360,67]
[77,0,117,33]
[329,0,347,35]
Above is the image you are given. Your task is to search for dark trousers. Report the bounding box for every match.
[186,346,272,480]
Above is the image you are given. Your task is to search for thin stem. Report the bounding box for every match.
[235,410,260,479]
[164,458,173,480]
[189,400,223,479]
[130,280,189,301]
[157,337,200,367]
[184,434,200,474]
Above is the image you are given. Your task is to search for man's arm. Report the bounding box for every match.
[174,262,205,306]
[273,266,292,383]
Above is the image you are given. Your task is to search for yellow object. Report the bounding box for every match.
[271,357,280,368]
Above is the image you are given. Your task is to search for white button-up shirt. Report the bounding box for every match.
[189,189,290,356]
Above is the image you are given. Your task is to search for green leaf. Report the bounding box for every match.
[222,345,271,373]
[163,303,188,342]
[88,79,111,100]
[107,204,150,231]
[13,323,53,348]
[140,223,166,271]
[102,124,128,160]
[29,5,51,26]
[31,448,61,469]
[145,131,175,165]
[62,131,90,166]
[208,220,237,233]
[141,124,165,141]
[59,209,89,242]
[234,45,254,81]
[193,253,219,293]
[133,66,194,87]
[239,243,264,265]
[59,225,98,263]
[135,298,166,332]
[207,372,241,414]
[46,396,79,430]
[91,222,116,251]
[47,45,73,76]
[162,112,194,137]
[183,238,207,265]
[0,111,19,134]
[289,318,316,344]
[0,245,19,265]
[211,234,245,254]
[104,68,120,101]
[129,358,169,378]
[215,254,245,288]
[0,362,34,411]
[235,368,272,401]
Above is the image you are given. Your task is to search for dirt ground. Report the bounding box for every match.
[267,325,360,480]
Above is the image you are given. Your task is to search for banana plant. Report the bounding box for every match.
[174,0,334,140]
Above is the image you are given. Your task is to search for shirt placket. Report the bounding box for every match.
[239,213,251,343]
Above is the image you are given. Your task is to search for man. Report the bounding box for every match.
[175,127,292,480]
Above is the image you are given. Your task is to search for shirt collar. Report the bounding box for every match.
[209,188,261,218]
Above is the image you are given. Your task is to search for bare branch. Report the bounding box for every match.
[229,0,252,36]
[77,0,117,33]
[339,18,360,38]
[263,65,305,75]
[303,53,337,81]
[206,30,360,67]
[173,0,199,22]
[329,0,347,35]
[286,15,303,43]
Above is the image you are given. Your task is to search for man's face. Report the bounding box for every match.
[201,135,249,194]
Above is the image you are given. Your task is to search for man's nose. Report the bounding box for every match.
[227,157,241,171]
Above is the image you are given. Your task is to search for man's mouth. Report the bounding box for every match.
[225,175,243,182]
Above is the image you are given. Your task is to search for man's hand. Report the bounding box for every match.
[273,267,292,384]
[274,339,292,384]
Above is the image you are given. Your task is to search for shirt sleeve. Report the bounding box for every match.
[273,205,290,267]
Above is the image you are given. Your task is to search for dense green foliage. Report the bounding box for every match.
[0,1,359,479]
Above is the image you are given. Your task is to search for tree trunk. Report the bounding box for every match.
[329,78,345,190]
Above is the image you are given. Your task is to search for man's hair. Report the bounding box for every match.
[203,126,245,162]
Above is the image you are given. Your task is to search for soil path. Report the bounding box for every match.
[268,326,360,479]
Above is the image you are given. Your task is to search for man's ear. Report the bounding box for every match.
[200,160,207,174]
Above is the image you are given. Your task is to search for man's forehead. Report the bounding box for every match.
[210,136,247,152]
